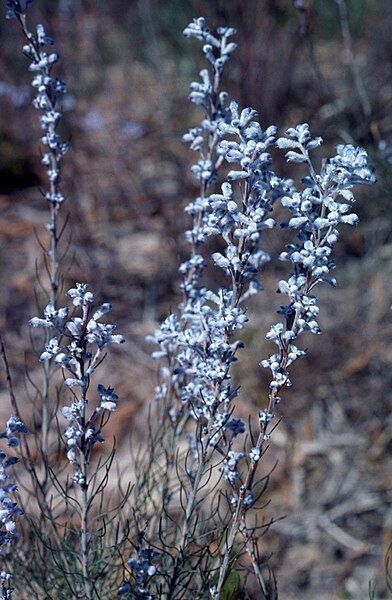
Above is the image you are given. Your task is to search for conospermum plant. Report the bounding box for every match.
[1,5,375,599]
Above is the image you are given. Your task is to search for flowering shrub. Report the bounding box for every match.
[1,4,375,599]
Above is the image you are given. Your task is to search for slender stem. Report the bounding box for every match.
[167,449,206,600]
[81,471,93,600]
[241,522,268,597]
[79,305,93,600]
[17,12,63,487]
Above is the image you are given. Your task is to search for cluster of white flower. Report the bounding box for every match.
[150,20,235,426]
[30,284,124,485]
[150,20,291,467]
[216,134,376,580]
[17,16,68,203]
[261,126,375,406]
[7,0,69,316]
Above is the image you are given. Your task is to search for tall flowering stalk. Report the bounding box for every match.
[141,15,236,557]
[141,17,290,598]
[151,18,235,450]
[213,127,375,597]
[30,284,124,598]
[136,18,237,595]
[4,4,108,596]
[7,0,68,478]
[6,3,129,596]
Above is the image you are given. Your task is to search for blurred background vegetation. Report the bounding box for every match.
[0,1,391,598]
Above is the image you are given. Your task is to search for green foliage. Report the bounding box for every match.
[221,571,243,600]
